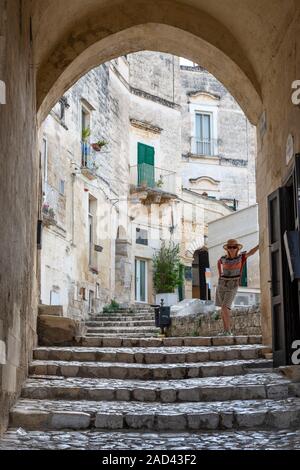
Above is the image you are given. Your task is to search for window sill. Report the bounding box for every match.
[89,266,99,274]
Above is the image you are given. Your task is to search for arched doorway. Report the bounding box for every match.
[115,226,132,304]
[192,248,211,300]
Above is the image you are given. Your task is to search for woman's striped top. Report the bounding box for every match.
[217,253,247,280]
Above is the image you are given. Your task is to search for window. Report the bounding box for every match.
[136,227,148,245]
[59,179,65,195]
[195,113,212,155]
[52,96,69,126]
[89,204,93,266]
[96,283,100,299]
[58,96,69,124]
[88,290,94,313]
[81,105,91,167]
[50,289,60,305]
[88,197,97,267]
[79,287,87,300]
[42,138,47,186]
[74,285,78,301]
[137,142,155,187]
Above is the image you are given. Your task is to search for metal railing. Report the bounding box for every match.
[81,142,99,173]
[191,137,218,156]
[130,163,176,194]
[42,182,61,223]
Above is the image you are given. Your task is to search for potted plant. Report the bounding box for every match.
[152,241,181,306]
[155,176,164,188]
[82,127,91,142]
[91,139,108,151]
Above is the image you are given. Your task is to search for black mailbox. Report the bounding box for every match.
[151,304,161,327]
[151,300,171,333]
[159,305,171,327]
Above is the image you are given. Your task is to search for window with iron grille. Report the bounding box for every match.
[136,227,148,245]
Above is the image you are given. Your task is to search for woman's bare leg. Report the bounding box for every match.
[221,306,231,332]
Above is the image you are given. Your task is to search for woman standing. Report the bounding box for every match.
[215,239,259,335]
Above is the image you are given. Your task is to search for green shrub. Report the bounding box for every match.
[102,299,120,314]
[153,241,181,294]
[211,312,220,321]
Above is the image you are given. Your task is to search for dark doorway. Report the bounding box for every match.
[192,248,211,300]
[268,154,300,366]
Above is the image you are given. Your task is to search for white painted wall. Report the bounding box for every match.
[207,204,260,302]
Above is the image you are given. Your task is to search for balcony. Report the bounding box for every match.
[190,137,218,157]
[129,163,177,205]
[81,142,98,180]
[42,183,59,227]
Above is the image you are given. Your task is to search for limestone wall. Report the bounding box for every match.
[256,9,300,347]
[168,306,261,338]
[0,0,38,434]
[179,65,257,210]
[40,59,131,317]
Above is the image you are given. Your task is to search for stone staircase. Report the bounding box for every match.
[1,306,300,449]
[86,305,160,338]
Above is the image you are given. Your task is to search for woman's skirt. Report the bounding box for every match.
[215,278,239,309]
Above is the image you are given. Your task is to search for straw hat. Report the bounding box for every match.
[223,238,243,250]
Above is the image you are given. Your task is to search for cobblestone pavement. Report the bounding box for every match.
[1,429,300,450]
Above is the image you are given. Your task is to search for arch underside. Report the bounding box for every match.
[36,1,263,125]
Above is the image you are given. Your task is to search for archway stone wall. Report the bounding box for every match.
[1,0,300,434]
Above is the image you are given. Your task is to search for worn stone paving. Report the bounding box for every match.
[29,358,272,380]
[33,344,267,363]
[86,320,155,327]
[1,308,299,449]
[80,335,263,348]
[21,372,290,402]
[9,396,300,431]
[1,429,300,450]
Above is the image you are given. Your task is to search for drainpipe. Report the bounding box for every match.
[71,173,75,245]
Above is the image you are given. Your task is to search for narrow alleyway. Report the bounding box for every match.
[1,306,300,450]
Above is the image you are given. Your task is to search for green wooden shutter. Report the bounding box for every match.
[137,143,154,187]
[240,261,248,287]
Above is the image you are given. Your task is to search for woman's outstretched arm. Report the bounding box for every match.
[246,244,259,258]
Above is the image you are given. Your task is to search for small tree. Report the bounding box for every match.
[153,241,181,293]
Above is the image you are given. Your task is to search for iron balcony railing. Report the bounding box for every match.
[191,137,218,156]
[81,142,99,173]
[130,163,176,194]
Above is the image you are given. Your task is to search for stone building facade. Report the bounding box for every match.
[39,51,256,317]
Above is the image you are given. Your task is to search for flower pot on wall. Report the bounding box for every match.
[91,143,101,151]
[155,292,178,307]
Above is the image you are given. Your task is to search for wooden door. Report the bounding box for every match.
[268,188,287,366]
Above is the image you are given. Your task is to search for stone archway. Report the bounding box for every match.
[35,1,263,125]
[2,0,300,433]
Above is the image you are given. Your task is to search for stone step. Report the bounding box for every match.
[9,397,300,431]
[85,315,155,324]
[21,372,290,403]
[98,308,155,314]
[85,333,158,338]
[86,326,160,334]
[29,359,272,380]
[80,335,263,348]
[86,321,155,328]
[33,344,267,363]
[86,318,155,325]
[2,428,300,450]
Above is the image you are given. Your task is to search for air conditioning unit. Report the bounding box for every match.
[234,291,260,307]
[234,294,250,306]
